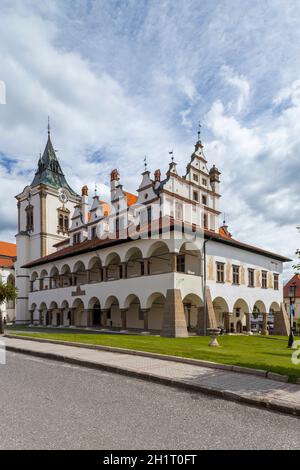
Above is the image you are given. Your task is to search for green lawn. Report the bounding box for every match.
[8,328,300,382]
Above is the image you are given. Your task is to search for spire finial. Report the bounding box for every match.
[47,116,50,137]
[223,212,226,225]
[169,149,174,162]
[94,183,98,196]
[197,121,201,142]
[144,155,147,171]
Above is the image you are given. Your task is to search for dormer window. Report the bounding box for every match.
[73,233,81,244]
[25,204,34,232]
[193,173,199,182]
[202,178,207,186]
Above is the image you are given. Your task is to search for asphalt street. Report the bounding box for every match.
[0,351,299,450]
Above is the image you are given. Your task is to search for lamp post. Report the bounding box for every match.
[288,281,297,348]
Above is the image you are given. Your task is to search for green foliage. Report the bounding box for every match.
[0,282,17,306]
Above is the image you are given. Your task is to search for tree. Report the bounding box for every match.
[0,282,17,334]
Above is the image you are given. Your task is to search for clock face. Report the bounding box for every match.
[58,189,68,204]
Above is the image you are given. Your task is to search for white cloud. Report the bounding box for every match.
[220,65,250,114]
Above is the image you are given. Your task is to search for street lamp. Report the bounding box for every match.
[288,281,297,348]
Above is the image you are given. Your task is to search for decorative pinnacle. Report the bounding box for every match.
[169,150,174,162]
[47,116,50,137]
[144,155,147,171]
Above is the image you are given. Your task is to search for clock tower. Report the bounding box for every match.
[15,126,80,324]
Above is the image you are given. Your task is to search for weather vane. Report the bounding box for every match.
[144,155,147,171]
[47,116,51,137]
[94,183,98,196]
[169,150,174,162]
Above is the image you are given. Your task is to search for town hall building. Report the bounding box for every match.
[15,126,291,337]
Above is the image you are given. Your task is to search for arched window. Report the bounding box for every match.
[25,204,34,232]
[64,216,69,231]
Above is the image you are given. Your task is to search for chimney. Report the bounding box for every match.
[81,185,89,224]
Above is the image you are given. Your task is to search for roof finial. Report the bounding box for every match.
[169,149,174,162]
[144,155,147,171]
[47,116,51,137]
[197,121,201,143]
[223,212,226,225]
[94,183,98,196]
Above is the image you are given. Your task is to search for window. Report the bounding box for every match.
[177,254,185,273]
[147,206,152,224]
[235,307,241,318]
[175,202,183,220]
[202,178,207,186]
[202,195,207,205]
[193,173,199,182]
[216,262,225,283]
[73,233,81,244]
[59,214,64,230]
[262,271,267,289]
[193,191,199,202]
[25,204,34,232]
[91,226,97,239]
[248,268,254,287]
[232,265,240,285]
[57,208,70,234]
[203,213,208,229]
[274,273,279,290]
[138,309,144,321]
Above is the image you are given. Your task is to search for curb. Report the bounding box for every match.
[4,343,300,418]
[4,333,291,384]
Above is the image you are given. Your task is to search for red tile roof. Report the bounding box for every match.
[0,257,14,268]
[0,241,16,258]
[284,274,300,298]
[22,217,291,269]
[125,192,138,207]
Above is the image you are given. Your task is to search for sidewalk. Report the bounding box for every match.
[3,336,300,417]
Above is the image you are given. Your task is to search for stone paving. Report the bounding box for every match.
[3,336,300,416]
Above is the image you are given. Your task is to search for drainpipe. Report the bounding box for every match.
[202,237,212,336]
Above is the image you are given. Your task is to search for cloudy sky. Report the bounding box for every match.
[0,0,299,278]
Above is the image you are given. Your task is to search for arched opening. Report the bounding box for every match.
[233,299,249,334]
[39,302,47,325]
[146,293,166,331]
[147,242,170,275]
[252,300,267,333]
[60,264,72,287]
[125,248,143,278]
[30,271,38,292]
[104,296,120,328]
[88,257,102,283]
[73,261,87,286]
[105,253,121,281]
[61,300,70,326]
[50,266,60,289]
[49,301,60,326]
[72,298,85,326]
[88,297,101,326]
[178,242,201,276]
[124,294,142,330]
[182,294,202,332]
[40,269,48,290]
[212,297,230,329]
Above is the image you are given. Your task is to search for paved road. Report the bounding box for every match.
[0,352,299,450]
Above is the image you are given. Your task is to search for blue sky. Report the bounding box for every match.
[0,0,299,278]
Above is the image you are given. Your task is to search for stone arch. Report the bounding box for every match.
[125,247,143,278]
[88,257,102,283]
[124,294,142,330]
[40,269,48,290]
[88,296,102,326]
[147,241,171,275]
[72,260,87,286]
[39,301,48,325]
[269,301,280,313]
[146,292,166,331]
[105,252,121,281]
[6,273,16,309]
[213,297,229,328]
[182,293,202,331]
[71,298,85,327]
[253,300,267,313]
[60,264,72,287]
[232,298,250,333]
[50,266,60,289]
[103,295,121,328]
[61,300,70,326]
[177,241,202,276]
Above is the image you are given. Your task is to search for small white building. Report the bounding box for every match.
[0,241,16,323]
[15,129,291,337]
